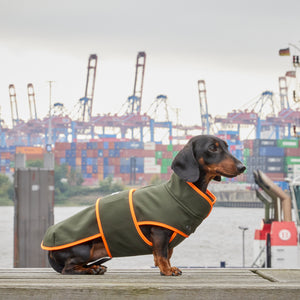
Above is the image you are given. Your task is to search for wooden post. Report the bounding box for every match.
[14,168,54,267]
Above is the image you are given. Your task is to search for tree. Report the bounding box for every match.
[0,173,14,204]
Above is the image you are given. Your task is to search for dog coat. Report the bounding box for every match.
[41,173,216,257]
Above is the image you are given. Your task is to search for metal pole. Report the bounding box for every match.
[239,226,248,267]
[48,81,54,146]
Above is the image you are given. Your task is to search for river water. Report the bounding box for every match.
[0,206,267,269]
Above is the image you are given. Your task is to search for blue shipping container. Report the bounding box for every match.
[259,147,285,157]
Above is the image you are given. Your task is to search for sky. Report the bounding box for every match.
[0,0,299,135]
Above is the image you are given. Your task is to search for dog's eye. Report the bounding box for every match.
[208,144,219,152]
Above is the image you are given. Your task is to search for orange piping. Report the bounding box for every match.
[137,221,189,238]
[169,232,177,243]
[95,197,112,257]
[128,189,153,246]
[41,233,102,251]
[186,182,216,218]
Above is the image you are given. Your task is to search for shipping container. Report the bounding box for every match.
[284,148,300,156]
[277,139,299,148]
[259,147,285,157]
[253,139,277,148]
[285,157,300,165]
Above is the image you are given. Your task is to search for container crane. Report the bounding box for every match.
[127,52,146,114]
[79,54,98,122]
[9,84,20,127]
[27,83,37,120]
[278,77,289,110]
[197,80,211,134]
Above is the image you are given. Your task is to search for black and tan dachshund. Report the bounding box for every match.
[42,135,245,276]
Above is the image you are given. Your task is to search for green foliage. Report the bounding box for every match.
[98,176,125,194]
[0,173,14,205]
[26,160,43,168]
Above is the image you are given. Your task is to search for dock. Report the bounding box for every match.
[1,268,300,299]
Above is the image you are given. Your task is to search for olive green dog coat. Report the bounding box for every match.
[41,174,216,257]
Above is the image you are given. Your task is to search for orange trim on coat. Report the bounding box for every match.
[186,182,216,218]
[41,233,102,251]
[128,189,153,246]
[137,221,189,239]
[128,189,190,248]
[169,232,177,243]
[95,197,112,258]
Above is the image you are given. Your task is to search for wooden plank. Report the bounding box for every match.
[1,268,300,299]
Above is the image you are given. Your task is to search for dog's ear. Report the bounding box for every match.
[171,143,200,182]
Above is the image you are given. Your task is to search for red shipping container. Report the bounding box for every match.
[265,173,285,181]
[109,142,115,149]
[87,165,93,173]
[97,142,104,149]
[155,144,168,151]
[54,150,65,158]
[97,157,104,165]
[243,139,254,149]
[285,148,300,156]
[139,150,156,157]
[77,142,87,150]
[103,150,109,157]
[87,150,94,157]
[55,142,71,150]
[108,157,120,166]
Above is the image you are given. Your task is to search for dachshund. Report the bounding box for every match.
[42,135,246,276]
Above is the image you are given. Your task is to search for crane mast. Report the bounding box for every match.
[9,84,20,127]
[278,77,289,110]
[27,83,37,120]
[197,80,210,134]
[128,51,146,114]
[80,54,97,122]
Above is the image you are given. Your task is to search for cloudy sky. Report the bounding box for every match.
[0,0,299,131]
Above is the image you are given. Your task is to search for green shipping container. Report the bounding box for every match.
[172,151,179,158]
[162,158,173,167]
[155,151,162,159]
[167,144,173,151]
[277,139,299,148]
[243,148,250,157]
[161,165,169,174]
[285,157,300,165]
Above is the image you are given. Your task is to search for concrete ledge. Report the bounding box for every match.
[1,268,300,299]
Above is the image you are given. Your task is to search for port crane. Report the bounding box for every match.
[27,83,37,120]
[278,77,289,111]
[9,84,20,127]
[127,52,146,114]
[79,54,98,122]
[197,80,211,134]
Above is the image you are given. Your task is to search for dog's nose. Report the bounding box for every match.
[237,163,246,174]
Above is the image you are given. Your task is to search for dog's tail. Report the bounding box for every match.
[48,252,64,273]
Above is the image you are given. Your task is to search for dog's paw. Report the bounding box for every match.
[88,265,107,275]
[170,267,182,276]
[160,267,182,276]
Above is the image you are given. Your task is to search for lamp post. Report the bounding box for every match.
[238,226,248,268]
[47,81,54,151]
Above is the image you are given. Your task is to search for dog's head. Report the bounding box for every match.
[171,135,246,183]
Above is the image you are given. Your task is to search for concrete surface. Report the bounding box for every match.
[1,268,300,299]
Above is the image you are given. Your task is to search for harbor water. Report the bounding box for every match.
[0,206,267,269]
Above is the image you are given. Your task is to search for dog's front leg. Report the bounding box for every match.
[151,227,182,276]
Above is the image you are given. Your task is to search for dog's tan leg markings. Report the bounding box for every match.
[151,227,182,276]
